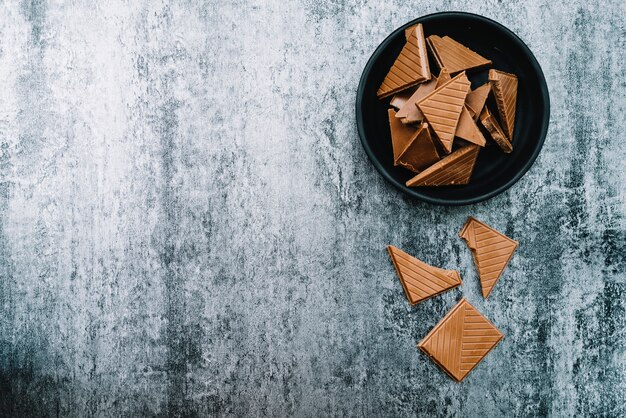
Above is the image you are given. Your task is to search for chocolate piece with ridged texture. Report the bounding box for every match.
[426,35,492,74]
[417,72,471,153]
[479,107,512,153]
[387,245,462,305]
[377,24,431,99]
[406,145,479,187]
[459,217,518,298]
[418,298,503,382]
[388,108,417,162]
[395,123,440,172]
[489,69,518,141]
[396,77,438,123]
[455,106,486,146]
[465,83,490,120]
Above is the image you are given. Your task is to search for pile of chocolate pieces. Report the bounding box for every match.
[378,24,518,187]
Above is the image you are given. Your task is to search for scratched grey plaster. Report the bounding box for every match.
[0,0,624,416]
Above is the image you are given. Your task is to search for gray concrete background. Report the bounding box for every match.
[0,0,624,416]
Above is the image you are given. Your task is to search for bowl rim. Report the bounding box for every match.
[355,11,551,206]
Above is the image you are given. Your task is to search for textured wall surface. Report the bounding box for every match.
[0,0,624,416]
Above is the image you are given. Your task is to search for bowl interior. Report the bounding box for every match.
[356,12,549,205]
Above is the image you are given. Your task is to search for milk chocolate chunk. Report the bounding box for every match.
[418,298,503,382]
[427,35,492,74]
[435,67,451,88]
[395,123,440,172]
[460,217,518,298]
[387,245,462,305]
[395,76,438,123]
[479,107,512,153]
[465,83,491,120]
[388,109,417,161]
[406,144,479,187]
[417,72,471,153]
[489,69,518,141]
[377,24,431,99]
[455,106,486,147]
[390,87,418,110]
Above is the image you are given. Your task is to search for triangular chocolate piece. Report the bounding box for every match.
[377,24,431,99]
[479,107,512,153]
[406,144,479,187]
[427,35,492,74]
[390,87,417,110]
[388,109,417,161]
[465,83,490,120]
[460,217,518,298]
[417,72,471,153]
[395,77,438,123]
[435,67,451,88]
[455,106,486,146]
[395,123,440,172]
[387,245,462,305]
[489,69,518,140]
[418,298,503,382]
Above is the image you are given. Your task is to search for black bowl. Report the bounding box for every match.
[356,12,550,205]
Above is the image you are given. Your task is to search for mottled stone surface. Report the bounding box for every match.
[0,1,624,416]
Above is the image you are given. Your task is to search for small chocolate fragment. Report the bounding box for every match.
[479,107,512,153]
[459,217,518,298]
[378,24,431,99]
[455,106,486,147]
[418,298,503,382]
[395,123,440,172]
[427,35,492,74]
[417,72,471,153]
[395,77,438,123]
[406,144,480,187]
[387,245,462,305]
[390,87,418,110]
[388,109,417,162]
[489,69,518,141]
[465,83,490,120]
[435,67,451,88]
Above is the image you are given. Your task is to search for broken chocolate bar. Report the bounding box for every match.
[427,35,492,74]
[417,72,471,153]
[489,69,518,141]
[388,108,417,162]
[378,24,431,98]
[387,245,462,305]
[406,144,479,187]
[418,298,503,382]
[395,123,440,172]
[455,106,486,147]
[459,217,518,298]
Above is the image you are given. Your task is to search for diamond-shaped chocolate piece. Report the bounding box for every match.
[418,298,503,382]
